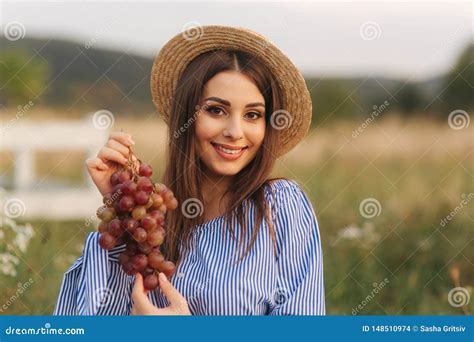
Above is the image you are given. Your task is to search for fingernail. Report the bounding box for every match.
[159,272,167,282]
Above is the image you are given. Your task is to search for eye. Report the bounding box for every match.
[245,112,262,120]
[206,106,225,116]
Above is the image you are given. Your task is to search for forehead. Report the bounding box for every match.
[202,71,264,104]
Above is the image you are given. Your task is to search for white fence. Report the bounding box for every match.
[0,117,108,220]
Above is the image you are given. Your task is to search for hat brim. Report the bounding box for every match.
[150,25,312,157]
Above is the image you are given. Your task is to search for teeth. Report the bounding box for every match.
[215,144,243,155]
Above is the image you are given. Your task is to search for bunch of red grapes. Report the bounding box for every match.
[96,151,178,290]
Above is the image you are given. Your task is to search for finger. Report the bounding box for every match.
[85,157,109,171]
[98,146,128,166]
[132,274,157,314]
[132,273,148,304]
[106,138,130,158]
[158,272,187,308]
[109,131,135,147]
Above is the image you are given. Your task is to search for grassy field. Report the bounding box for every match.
[0,112,472,315]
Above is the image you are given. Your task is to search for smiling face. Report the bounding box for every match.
[194,70,266,180]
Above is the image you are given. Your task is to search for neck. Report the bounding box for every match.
[201,173,232,212]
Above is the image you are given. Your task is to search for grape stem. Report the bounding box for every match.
[126,147,142,181]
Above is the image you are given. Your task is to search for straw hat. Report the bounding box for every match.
[150,25,312,157]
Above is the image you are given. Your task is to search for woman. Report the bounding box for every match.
[54,25,325,315]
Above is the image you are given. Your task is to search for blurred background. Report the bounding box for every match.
[0,0,472,315]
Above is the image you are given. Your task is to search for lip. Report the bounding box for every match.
[211,142,248,150]
[211,142,248,161]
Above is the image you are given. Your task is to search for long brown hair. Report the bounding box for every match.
[161,49,286,265]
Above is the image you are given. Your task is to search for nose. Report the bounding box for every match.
[223,114,244,140]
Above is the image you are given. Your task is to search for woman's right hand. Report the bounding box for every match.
[86,131,135,196]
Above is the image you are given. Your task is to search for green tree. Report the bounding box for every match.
[396,82,424,114]
[308,79,359,126]
[0,50,49,106]
[441,43,473,110]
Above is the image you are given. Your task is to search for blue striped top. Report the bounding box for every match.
[53,179,325,315]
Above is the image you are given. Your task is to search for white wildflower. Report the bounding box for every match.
[0,253,20,277]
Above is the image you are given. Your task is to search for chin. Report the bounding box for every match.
[209,164,243,177]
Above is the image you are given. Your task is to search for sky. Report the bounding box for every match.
[1,0,472,80]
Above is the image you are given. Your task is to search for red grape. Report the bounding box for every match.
[154,183,167,194]
[150,193,164,209]
[133,227,147,243]
[119,252,129,266]
[110,172,121,186]
[141,216,157,231]
[132,206,147,220]
[97,206,116,222]
[137,177,153,193]
[103,192,115,207]
[112,184,123,197]
[139,163,153,177]
[126,242,139,256]
[121,180,137,196]
[135,191,149,205]
[123,262,137,276]
[113,201,123,216]
[119,195,135,212]
[158,204,167,214]
[138,242,153,254]
[108,218,124,237]
[98,221,108,234]
[143,274,159,290]
[148,251,164,268]
[131,254,148,271]
[118,170,132,183]
[149,210,165,225]
[147,228,165,246]
[99,232,117,250]
[159,261,176,277]
[96,150,179,288]
[167,198,178,210]
[122,218,139,233]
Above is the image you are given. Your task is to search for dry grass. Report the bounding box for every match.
[0,108,472,315]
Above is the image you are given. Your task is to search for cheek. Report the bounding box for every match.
[247,122,266,148]
[195,116,217,144]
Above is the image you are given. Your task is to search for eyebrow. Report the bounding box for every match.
[203,97,265,109]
